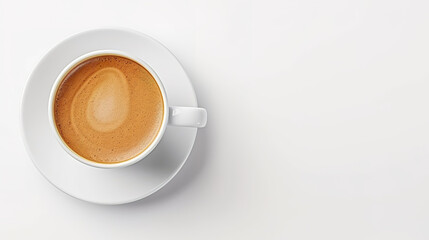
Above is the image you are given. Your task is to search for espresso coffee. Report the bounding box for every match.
[53,55,164,164]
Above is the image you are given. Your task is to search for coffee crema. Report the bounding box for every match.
[53,55,164,164]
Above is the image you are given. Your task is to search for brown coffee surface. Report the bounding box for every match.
[54,55,164,164]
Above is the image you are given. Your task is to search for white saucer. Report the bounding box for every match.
[21,28,199,205]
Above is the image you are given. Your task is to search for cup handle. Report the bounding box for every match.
[168,106,207,128]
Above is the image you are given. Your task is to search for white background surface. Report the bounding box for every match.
[1,0,429,239]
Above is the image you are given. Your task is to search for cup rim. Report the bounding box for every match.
[48,50,169,169]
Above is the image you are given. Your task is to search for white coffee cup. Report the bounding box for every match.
[48,50,207,169]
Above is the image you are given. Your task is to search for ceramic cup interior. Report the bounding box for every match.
[48,50,169,169]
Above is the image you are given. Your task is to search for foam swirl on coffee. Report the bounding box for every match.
[71,67,130,133]
[54,55,164,164]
